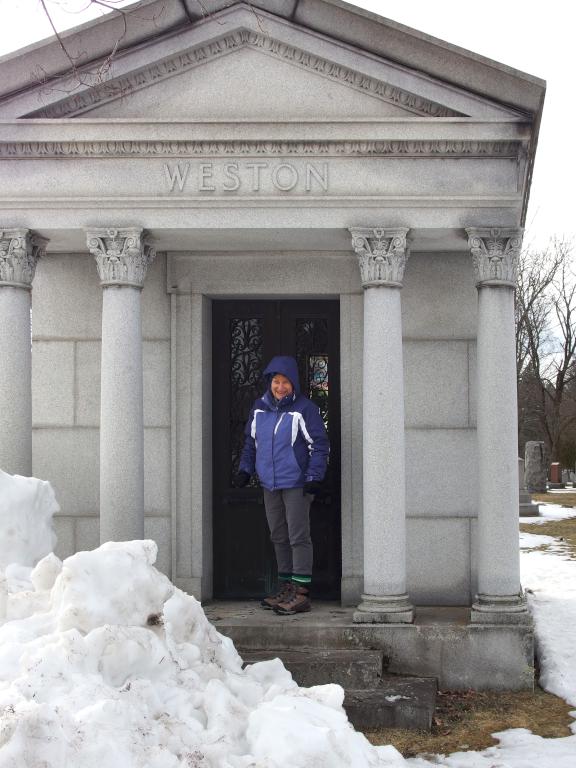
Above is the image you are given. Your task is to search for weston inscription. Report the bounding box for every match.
[163,161,329,193]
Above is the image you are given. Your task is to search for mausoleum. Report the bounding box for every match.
[0,0,545,687]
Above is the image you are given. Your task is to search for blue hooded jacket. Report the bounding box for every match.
[239,355,330,491]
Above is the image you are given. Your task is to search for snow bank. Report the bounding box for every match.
[520,534,576,709]
[0,538,402,768]
[0,469,58,568]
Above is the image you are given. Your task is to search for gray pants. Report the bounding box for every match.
[263,487,313,576]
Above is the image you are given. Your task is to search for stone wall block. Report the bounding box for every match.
[407,517,471,604]
[404,340,468,428]
[32,341,75,426]
[32,428,99,514]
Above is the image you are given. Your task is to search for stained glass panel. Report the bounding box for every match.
[295,319,329,430]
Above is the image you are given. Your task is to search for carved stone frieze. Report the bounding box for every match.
[24,28,462,120]
[350,227,410,288]
[0,140,521,160]
[466,227,523,287]
[0,229,48,288]
[87,228,155,288]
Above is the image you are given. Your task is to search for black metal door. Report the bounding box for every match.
[212,300,341,599]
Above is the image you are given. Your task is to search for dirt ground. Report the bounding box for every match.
[364,686,573,758]
[365,510,576,758]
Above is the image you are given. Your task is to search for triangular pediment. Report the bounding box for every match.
[13,5,524,122]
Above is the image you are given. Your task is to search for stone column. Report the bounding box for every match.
[0,229,47,475]
[87,228,155,543]
[466,227,529,623]
[350,227,414,623]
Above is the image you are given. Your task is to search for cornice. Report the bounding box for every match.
[22,28,463,120]
[0,139,521,160]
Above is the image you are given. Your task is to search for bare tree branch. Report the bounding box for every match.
[517,237,576,462]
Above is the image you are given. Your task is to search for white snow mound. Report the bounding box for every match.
[0,469,58,568]
[0,539,403,768]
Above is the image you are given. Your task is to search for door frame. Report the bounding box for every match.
[211,298,342,599]
[167,250,364,604]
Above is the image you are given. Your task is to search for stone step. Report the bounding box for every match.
[345,677,437,731]
[240,647,437,730]
[240,648,384,688]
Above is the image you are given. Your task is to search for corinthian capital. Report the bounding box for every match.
[0,229,48,289]
[349,227,410,288]
[86,228,155,288]
[466,227,523,288]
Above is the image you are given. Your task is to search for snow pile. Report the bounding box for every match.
[0,469,58,568]
[0,512,402,767]
[3,470,576,767]
[520,530,576,708]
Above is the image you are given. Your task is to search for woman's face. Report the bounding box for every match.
[271,374,293,401]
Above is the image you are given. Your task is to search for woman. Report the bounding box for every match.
[235,355,329,615]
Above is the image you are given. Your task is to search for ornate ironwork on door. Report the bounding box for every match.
[229,318,263,484]
[212,300,341,600]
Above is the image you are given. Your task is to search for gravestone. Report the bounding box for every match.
[518,457,539,517]
[549,461,564,489]
[524,441,549,493]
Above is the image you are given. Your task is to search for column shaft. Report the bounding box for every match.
[466,226,528,623]
[87,227,155,544]
[0,288,32,474]
[362,286,407,595]
[350,226,413,623]
[100,286,145,542]
[476,287,521,597]
[0,229,46,476]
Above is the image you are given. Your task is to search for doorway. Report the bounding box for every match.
[212,299,341,599]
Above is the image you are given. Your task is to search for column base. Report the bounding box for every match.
[471,592,531,625]
[353,593,414,624]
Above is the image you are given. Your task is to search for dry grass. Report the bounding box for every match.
[532,492,576,508]
[364,513,576,758]
[364,687,574,758]
[520,515,576,558]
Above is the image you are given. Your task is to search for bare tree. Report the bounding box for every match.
[516,238,576,462]
[34,0,265,94]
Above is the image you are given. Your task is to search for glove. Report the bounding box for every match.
[303,480,322,496]
[233,471,251,488]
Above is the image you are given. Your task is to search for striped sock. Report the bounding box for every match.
[291,574,312,587]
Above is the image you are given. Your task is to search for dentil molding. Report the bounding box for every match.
[350,227,410,288]
[0,140,521,160]
[466,227,523,287]
[24,28,461,120]
[87,228,156,288]
[0,229,48,289]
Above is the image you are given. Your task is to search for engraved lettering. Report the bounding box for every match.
[164,162,190,192]
[245,162,268,192]
[199,163,215,191]
[305,163,328,192]
[271,163,298,191]
[223,162,241,191]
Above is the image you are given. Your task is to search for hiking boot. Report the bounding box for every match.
[274,585,311,615]
[260,581,295,610]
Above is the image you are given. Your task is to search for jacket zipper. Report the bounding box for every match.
[272,405,281,490]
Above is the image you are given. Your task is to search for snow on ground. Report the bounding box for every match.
[0,471,403,768]
[405,506,576,768]
[2,471,576,767]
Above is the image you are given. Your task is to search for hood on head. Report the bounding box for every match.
[263,355,301,397]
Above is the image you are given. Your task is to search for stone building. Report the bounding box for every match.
[0,0,544,686]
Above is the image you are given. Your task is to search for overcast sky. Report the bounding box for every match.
[0,0,572,250]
